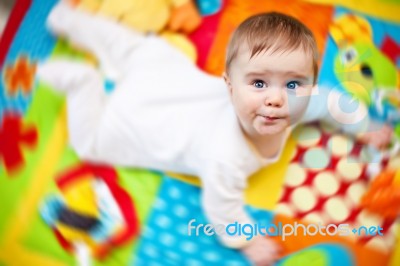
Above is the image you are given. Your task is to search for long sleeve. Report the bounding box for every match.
[301,86,371,136]
[200,160,255,249]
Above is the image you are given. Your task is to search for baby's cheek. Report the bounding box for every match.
[235,95,256,113]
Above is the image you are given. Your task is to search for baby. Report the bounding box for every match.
[38,1,392,265]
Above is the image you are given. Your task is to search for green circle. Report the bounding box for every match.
[304,148,330,169]
[281,249,327,266]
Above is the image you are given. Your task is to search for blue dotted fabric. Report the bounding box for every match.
[0,0,58,120]
[133,176,276,266]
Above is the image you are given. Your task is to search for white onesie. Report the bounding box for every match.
[38,2,371,248]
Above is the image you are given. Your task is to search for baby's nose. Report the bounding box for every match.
[264,88,284,107]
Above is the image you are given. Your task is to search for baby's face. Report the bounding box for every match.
[225,45,315,137]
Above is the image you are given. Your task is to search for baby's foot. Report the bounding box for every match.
[45,1,122,81]
[37,60,99,94]
[46,0,77,37]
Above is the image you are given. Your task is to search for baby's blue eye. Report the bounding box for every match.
[286,81,299,90]
[253,80,266,89]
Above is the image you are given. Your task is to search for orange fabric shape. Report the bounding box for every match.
[361,170,400,220]
[3,55,37,96]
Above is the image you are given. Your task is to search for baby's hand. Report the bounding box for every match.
[241,236,281,266]
[357,124,393,150]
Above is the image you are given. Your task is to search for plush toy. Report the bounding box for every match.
[71,0,202,61]
[330,14,400,125]
[76,0,201,33]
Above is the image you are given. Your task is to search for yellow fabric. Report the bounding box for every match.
[390,223,400,266]
[160,31,197,62]
[393,174,400,265]
[394,170,400,186]
[330,14,373,47]
[76,0,101,12]
[0,245,67,266]
[80,0,192,33]
[170,0,189,7]
[77,0,197,59]
[96,0,134,18]
[109,0,170,32]
[78,0,174,32]
[302,0,400,22]
[63,174,99,217]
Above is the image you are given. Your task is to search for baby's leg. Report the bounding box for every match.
[46,1,145,80]
[37,60,106,160]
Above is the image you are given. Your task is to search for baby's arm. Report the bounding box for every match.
[301,86,392,149]
[200,161,281,265]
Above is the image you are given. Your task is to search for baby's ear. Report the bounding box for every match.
[223,72,233,94]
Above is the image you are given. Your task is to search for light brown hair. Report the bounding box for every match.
[225,12,318,84]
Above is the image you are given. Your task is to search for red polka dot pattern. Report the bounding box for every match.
[276,122,397,253]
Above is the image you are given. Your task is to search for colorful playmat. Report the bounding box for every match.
[1,0,400,265]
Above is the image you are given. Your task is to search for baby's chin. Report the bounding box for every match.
[253,121,289,136]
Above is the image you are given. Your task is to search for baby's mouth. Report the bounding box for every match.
[259,114,286,123]
[259,115,282,122]
[259,114,281,118]
[264,116,279,120]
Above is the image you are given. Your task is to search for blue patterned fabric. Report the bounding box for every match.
[0,0,57,119]
[133,176,278,266]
